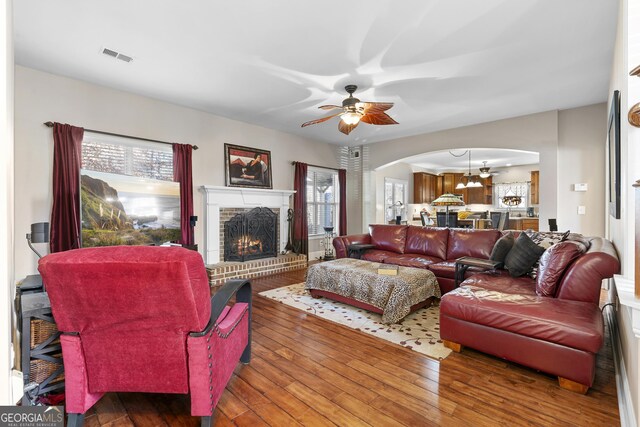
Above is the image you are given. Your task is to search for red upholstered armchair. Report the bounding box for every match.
[38,246,251,427]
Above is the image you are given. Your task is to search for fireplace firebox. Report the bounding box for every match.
[224,207,278,262]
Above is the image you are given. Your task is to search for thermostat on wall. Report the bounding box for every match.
[574,183,588,192]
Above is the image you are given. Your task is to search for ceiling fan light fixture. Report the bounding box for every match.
[479,161,491,178]
[341,111,362,125]
[456,181,467,190]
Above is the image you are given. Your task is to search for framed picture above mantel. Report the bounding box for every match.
[224,143,273,189]
[608,90,621,219]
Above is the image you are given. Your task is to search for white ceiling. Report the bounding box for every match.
[13,1,617,145]
[401,148,539,173]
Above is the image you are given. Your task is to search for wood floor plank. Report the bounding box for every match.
[94,393,130,426]
[216,389,250,420]
[284,382,371,427]
[85,267,619,427]
[232,409,269,427]
[118,394,169,427]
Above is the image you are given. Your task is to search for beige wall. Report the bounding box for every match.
[365,106,606,236]
[13,66,339,279]
[557,104,607,237]
[365,110,559,230]
[609,0,640,424]
[1,0,14,404]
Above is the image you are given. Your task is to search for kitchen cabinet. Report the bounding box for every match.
[413,172,437,203]
[508,217,539,231]
[530,170,539,205]
[466,176,493,205]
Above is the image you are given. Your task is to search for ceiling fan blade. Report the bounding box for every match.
[301,113,341,128]
[318,105,343,111]
[361,102,394,114]
[338,119,359,135]
[361,112,399,125]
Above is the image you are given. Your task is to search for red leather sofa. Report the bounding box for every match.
[333,225,503,294]
[333,224,620,393]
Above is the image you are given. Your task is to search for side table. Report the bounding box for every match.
[454,256,502,287]
[347,244,376,259]
[20,289,64,405]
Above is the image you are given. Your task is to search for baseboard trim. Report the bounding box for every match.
[604,305,637,427]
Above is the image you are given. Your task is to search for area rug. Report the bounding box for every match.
[259,283,452,360]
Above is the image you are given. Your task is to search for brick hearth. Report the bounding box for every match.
[206,253,306,289]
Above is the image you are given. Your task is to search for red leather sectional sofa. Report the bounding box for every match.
[333,224,620,393]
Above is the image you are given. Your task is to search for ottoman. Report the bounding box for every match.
[305,258,439,324]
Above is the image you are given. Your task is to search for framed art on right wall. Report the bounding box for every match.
[608,90,621,219]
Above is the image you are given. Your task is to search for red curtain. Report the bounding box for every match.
[293,162,308,255]
[338,168,347,236]
[173,143,194,246]
[50,123,84,252]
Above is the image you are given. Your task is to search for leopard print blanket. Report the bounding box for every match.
[305,258,440,324]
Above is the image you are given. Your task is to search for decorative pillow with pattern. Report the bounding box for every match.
[524,230,570,278]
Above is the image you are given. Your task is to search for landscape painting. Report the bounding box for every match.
[80,170,181,247]
[225,143,273,189]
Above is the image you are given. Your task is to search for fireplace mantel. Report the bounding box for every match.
[200,186,295,264]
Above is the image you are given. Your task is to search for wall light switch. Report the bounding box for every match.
[574,183,588,192]
[577,206,586,215]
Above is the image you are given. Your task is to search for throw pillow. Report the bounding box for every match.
[524,230,570,278]
[504,232,545,277]
[525,230,570,249]
[489,232,515,267]
[536,241,585,297]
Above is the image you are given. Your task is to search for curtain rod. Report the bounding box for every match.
[44,122,199,150]
[291,161,341,172]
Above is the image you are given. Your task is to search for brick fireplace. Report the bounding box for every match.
[201,186,305,288]
[222,207,278,262]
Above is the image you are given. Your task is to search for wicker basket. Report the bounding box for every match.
[29,319,64,385]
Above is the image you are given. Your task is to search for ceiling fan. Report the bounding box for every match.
[479,161,492,178]
[301,85,398,135]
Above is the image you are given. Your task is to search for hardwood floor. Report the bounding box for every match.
[83,268,620,426]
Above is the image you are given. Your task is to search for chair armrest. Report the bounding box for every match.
[190,279,251,337]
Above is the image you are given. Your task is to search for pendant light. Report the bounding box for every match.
[463,151,482,188]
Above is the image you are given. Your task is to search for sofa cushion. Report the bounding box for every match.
[556,237,620,304]
[446,229,501,260]
[440,285,604,353]
[428,261,484,280]
[526,230,570,249]
[536,241,585,297]
[489,232,515,266]
[369,224,408,254]
[460,270,537,296]
[404,226,448,259]
[504,233,545,277]
[361,249,396,263]
[384,254,441,269]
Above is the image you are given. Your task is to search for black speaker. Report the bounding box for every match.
[190,215,198,227]
[30,222,49,244]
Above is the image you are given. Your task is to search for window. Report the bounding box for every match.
[384,178,408,222]
[81,132,174,181]
[307,167,340,236]
[494,182,529,210]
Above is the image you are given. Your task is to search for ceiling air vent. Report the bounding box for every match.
[116,53,133,63]
[101,47,133,63]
